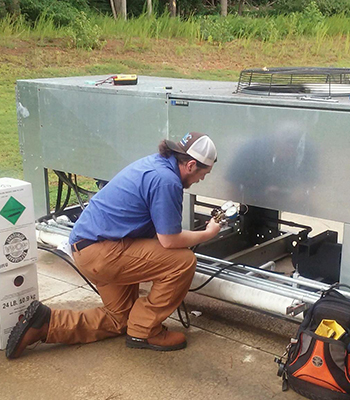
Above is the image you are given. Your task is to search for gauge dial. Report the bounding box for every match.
[225,206,237,218]
[221,200,235,211]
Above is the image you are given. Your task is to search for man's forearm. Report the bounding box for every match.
[157,228,217,249]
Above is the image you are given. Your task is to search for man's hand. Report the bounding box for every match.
[205,217,221,238]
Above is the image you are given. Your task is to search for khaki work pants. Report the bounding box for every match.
[46,238,197,344]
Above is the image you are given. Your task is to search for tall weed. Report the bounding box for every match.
[0,14,30,38]
[325,14,350,35]
[0,13,64,40]
[89,11,201,41]
[31,13,61,40]
[67,12,106,50]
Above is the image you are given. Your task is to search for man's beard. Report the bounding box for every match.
[182,178,191,189]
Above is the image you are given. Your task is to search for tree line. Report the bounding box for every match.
[1,0,349,22]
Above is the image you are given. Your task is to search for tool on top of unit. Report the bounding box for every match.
[113,74,138,85]
[93,74,138,86]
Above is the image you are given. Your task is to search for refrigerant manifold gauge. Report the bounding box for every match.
[211,200,238,226]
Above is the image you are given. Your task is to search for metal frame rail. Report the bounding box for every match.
[195,253,350,307]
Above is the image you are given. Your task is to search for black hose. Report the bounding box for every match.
[54,170,96,196]
[177,262,238,328]
[177,301,190,328]
[36,187,71,223]
[37,244,100,296]
[189,264,231,292]
[54,171,85,210]
[37,174,72,223]
[55,177,63,213]
[53,171,98,211]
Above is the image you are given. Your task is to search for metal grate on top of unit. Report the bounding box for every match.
[236,67,350,97]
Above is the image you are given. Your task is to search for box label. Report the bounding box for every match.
[3,232,29,263]
[0,196,26,225]
[2,293,37,310]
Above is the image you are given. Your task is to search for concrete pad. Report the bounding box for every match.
[179,292,299,354]
[44,286,103,310]
[37,273,78,301]
[0,250,304,400]
[37,249,87,286]
[0,318,301,400]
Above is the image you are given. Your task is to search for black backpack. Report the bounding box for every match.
[276,284,350,400]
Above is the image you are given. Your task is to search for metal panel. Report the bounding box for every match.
[38,87,168,181]
[168,97,350,224]
[17,82,49,217]
[17,77,171,218]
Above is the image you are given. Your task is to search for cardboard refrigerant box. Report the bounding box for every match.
[0,178,38,273]
[0,263,39,349]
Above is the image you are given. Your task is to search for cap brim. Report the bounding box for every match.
[165,139,187,155]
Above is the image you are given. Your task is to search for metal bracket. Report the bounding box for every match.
[286,302,306,316]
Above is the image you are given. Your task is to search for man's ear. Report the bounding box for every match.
[187,160,197,173]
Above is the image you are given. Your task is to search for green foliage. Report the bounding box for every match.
[200,15,278,43]
[87,0,112,14]
[200,15,240,43]
[0,0,20,17]
[176,0,211,17]
[273,0,304,14]
[274,0,350,16]
[67,11,106,50]
[199,2,326,43]
[316,0,350,16]
[297,1,325,34]
[0,2,5,18]
[20,0,89,26]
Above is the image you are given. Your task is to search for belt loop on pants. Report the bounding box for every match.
[71,239,97,252]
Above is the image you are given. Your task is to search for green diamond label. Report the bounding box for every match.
[0,197,26,225]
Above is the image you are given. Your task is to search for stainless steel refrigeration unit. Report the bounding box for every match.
[16,67,350,317]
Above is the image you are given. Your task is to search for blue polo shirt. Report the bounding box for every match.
[69,154,183,244]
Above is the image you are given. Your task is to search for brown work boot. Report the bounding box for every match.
[126,326,187,351]
[6,300,51,359]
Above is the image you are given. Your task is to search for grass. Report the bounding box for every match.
[2,11,350,208]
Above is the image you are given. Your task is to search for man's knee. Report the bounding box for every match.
[179,249,197,273]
